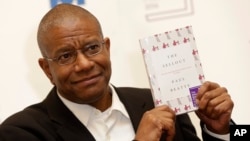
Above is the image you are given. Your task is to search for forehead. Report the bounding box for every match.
[54,15,101,33]
[42,18,102,56]
[48,14,102,37]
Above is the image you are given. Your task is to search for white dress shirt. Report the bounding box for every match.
[57,85,135,141]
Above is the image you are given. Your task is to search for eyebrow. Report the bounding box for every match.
[53,46,75,56]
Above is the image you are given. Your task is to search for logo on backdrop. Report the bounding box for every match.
[50,0,85,8]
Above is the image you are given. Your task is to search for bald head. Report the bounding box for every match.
[37,4,102,56]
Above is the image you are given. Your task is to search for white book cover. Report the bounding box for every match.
[139,26,205,115]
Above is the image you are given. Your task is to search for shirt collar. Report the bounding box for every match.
[57,84,130,126]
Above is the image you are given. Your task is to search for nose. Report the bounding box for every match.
[74,51,94,72]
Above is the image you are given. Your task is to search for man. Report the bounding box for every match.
[0,4,234,141]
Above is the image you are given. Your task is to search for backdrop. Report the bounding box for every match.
[1,0,250,139]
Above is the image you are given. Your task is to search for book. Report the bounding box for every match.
[139,26,205,115]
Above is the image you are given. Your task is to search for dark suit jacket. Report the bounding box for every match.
[0,86,225,141]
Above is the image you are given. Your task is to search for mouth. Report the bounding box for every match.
[72,73,102,87]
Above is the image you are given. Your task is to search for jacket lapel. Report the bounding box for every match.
[114,87,155,131]
[43,87,96,141]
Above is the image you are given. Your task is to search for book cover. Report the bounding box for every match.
[139,26,205,115]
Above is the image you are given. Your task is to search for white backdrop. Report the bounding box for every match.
[1,0,250,139]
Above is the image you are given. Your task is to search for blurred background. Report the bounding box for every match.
[1,0,249,139]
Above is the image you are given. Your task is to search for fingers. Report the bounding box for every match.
[135,105,176,141]
[146,105,175,130]
[196,81,221,101]
[159,107,176,140]
[196,81,234,119]
[153,106,176,141]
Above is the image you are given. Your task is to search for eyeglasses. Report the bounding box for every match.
[45,41,105,65]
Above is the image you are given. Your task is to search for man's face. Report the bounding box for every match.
[39,17,112,104]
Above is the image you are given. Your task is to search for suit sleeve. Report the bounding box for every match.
[201,120,236,141]
[174,114,232,141]
[0,108,57,141]
[0,125,43,141]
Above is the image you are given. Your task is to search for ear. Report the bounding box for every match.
[38,58,55,85]
[104,37,110,52]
